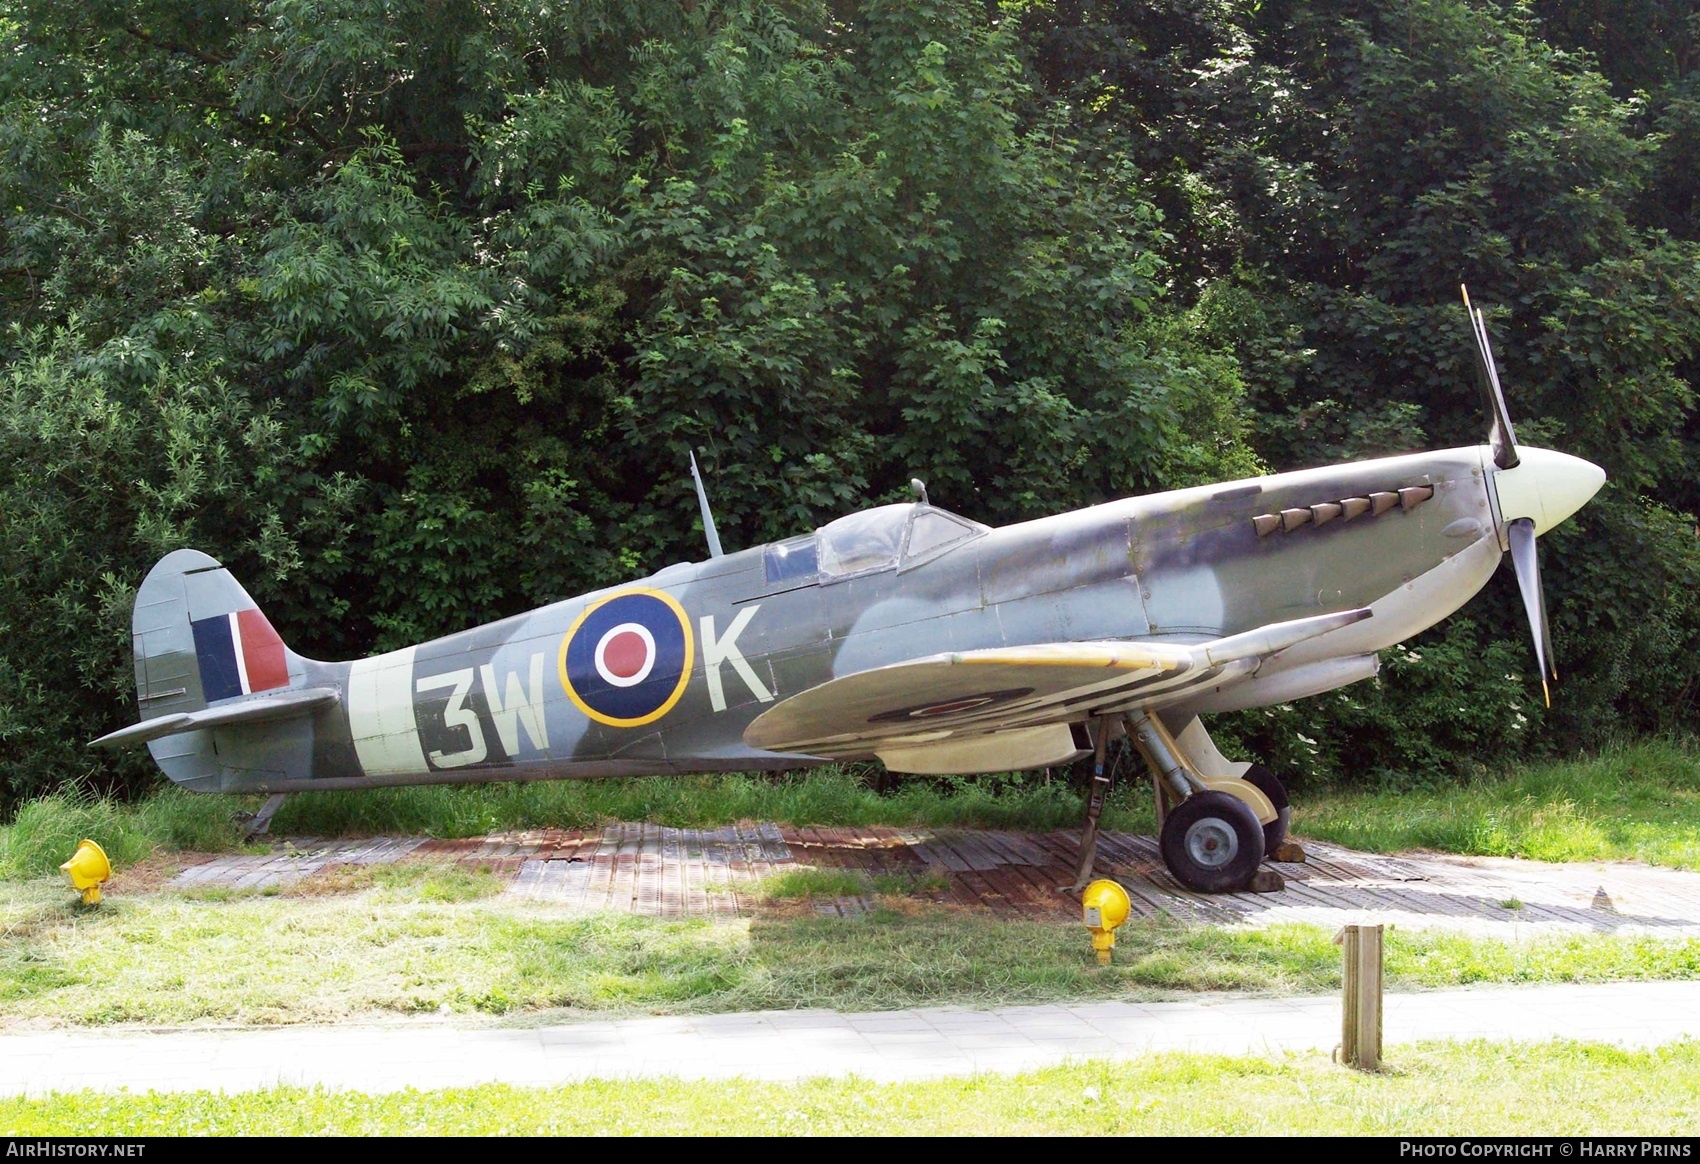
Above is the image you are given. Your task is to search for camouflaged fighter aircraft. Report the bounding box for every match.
[93,292,1606,892]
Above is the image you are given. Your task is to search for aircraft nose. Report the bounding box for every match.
[1489,446,1607,536]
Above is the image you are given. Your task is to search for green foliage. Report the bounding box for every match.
[1220,619,1541,785]
[0,321,357,803]
[0,0,1264,806]
[0,0,1697,804]
[1022,0,1700,776]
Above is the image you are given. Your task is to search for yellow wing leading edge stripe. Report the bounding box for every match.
[946,645,1189,671]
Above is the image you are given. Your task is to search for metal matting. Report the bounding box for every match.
[169,825,1700,935]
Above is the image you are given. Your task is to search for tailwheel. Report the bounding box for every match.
[1240,764,1291,853]
[1158,790,1265,893]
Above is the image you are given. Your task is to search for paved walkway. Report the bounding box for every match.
[169,824,1700,937]
[4,983,1698,1096]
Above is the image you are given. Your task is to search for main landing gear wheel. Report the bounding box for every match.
[1159,790,1265,893]
[1241,764,1290,853]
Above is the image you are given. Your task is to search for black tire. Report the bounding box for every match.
[1241,764,1292,855]
[1159,790,1266,893]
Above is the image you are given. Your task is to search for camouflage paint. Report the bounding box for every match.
[121,444,1570,794]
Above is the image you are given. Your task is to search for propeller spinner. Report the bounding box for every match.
[1462,286,1606,707]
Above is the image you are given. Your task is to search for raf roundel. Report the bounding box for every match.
[559,589,694,727]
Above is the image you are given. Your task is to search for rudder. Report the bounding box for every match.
[128,549,315,792]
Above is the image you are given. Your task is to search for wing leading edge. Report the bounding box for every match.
[743,608,1372,760]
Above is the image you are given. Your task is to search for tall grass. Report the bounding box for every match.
[1299,736,1700,869]
[0,769,1148,877]
[266,735,1700,868]
[266,768,1149,838]
[7,879,1700,1028]
[0,788,246,878]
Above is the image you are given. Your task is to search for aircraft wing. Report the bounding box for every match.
[744,608,1371,756]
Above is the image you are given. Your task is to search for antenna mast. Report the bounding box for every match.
[689,450,725,559]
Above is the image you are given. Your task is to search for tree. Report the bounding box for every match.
[1018,0,1700,776]
[0,0,1256,808]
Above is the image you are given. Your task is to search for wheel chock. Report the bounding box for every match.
[1249,868,1286,894]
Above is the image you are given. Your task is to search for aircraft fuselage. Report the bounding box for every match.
[144,444,1538,794]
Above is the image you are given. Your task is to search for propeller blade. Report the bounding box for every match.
[1461,285,1520,470]
[1507,517,1557,707]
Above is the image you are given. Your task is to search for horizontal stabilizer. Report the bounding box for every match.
[89,687,339,750]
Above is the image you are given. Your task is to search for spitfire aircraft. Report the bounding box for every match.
[95,292,1606,893]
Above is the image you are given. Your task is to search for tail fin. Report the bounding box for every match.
[96,549,330,792]
[131,549,301,715]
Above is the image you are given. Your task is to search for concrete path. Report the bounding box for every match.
[4,982,1698,1096]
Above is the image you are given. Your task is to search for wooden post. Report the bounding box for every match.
[1338,925,1360,1066]
[1358,923,1384,1069]
[1336,924,1383,1070]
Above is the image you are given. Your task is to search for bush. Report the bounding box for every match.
[1216,619,1541,788]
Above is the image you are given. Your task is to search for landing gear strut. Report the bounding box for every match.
[236,793,287,838]
[1241,764,1298,858]
[1068,716,1117,892]
[1068,710,1295,894]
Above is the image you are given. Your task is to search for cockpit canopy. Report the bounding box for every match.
[763,504,987,585]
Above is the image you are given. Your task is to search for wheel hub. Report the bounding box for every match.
[1183,817,1239,869]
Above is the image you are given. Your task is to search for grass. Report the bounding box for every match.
[9,735,1700,880]
[757,867,953,900]
[1298,736,1700,870]
[0,769,1148,878]
[0,789,255,879]
[4,1041,1699,1134]
[6,872,1700,1027]
[296,862,512,903]
[264,767,1143,839]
